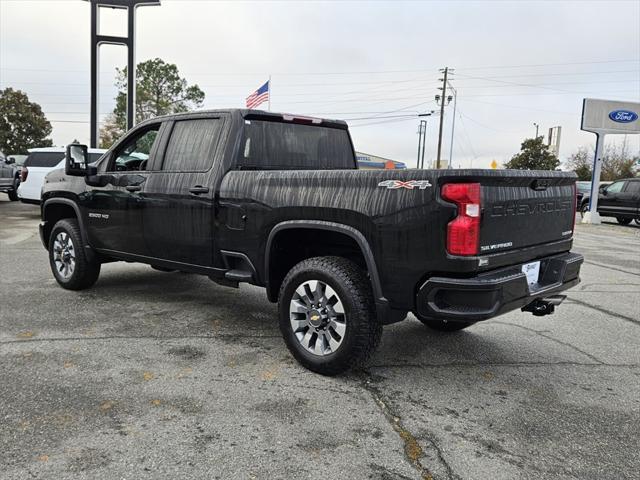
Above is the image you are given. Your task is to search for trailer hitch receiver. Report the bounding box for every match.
[521,295,566,317]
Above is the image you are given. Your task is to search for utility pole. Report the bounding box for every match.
[533,122,539,138]
[436,67,453,169]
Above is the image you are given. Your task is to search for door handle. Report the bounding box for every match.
[189,185,209,195]
[125,185,142,192]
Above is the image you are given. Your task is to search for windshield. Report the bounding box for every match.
[237,120,355,170]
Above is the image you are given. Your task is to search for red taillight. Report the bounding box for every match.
[20,166,28,182]
[442,182,481,256]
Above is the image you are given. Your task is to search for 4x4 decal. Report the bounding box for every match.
[378,179,432,190]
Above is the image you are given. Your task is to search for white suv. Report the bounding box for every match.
[18,147,106,204]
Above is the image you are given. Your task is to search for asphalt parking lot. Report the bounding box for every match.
[1,197,639,480]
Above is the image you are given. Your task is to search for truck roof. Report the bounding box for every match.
[138,109,349,130]
[28,147,107,154]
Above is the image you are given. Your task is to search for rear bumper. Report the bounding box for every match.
[415,252,583,322]
[0,178,16,191]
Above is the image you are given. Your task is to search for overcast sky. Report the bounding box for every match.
[1,0,639,168]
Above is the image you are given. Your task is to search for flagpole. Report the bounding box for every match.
[268,74,272,111]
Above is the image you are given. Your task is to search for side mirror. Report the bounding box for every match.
[6,156,15,165]
[601,188,608,196]
[66,144,92,176]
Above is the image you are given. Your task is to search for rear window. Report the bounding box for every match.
[24,152,64,168]
[237,120,355,170]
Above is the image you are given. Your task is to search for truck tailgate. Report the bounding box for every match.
[477,175,575,254]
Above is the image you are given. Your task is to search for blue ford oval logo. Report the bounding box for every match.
[608,110,638,123]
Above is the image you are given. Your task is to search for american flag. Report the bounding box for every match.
[246,80,270,109]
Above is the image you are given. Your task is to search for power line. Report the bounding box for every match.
[461,98,575,115]
[457,109,522,134]
[2,58,637,76]
[348,117,418,128]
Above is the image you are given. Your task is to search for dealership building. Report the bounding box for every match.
[355,151,407,170]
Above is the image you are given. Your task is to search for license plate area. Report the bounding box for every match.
[521,261,541,288]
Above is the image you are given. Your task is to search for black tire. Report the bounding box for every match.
[580,202,589,215]
[278,256,382,376]
[49,218,101,290]
[413,313,475,332]
[635,219,640,226]
[616,217,632,225]
[7,177,19,201]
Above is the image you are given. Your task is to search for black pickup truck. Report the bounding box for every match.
[40,109,583,375]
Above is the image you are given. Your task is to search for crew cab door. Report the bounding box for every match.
[82,122,164,255]
[142,116,226,267]
[598,180,631,217]
[626,181,640,218]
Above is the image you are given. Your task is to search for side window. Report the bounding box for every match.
[162,119,222,172]
[109,125,160,172]
[24,152,65,168]
[625,182,640,193]
[606,181,625,194]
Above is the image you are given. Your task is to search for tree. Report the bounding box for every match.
[567,143,639,181]
[0,87,53,153]
[505,137,560,170]
[567,147,592,180]
[99,58,205,148]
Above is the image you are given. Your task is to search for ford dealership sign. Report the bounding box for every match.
[582,99,640,134]
[608,110,638,123]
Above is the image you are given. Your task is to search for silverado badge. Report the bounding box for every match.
[378,180,432,190]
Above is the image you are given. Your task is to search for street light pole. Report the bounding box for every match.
[436,67,448,169]
[533,122,539,138]
[448,84,457,169]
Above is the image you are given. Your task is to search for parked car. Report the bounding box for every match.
[581,178,640,225]
[39,109,583,375]
[0,150,21,201]
[577,181,612,212]
[18,147,106,204]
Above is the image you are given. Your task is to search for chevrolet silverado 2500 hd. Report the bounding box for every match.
[40,109,583,375]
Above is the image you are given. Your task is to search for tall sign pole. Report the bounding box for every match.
[87,0,160,148]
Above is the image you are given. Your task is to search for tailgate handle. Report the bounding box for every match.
[531,179,550,191]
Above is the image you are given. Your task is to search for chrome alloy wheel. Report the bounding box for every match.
[289,280,347,356]
[53,232,76,279]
